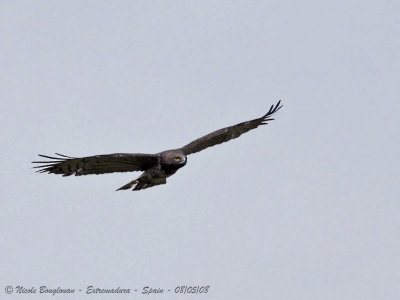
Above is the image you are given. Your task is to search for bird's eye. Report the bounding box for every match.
[175,157,181,161]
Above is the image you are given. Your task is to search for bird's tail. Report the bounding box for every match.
[116,180,138,191]
[116,177,167,191]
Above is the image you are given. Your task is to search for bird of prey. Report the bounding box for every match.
[33,101,282,191]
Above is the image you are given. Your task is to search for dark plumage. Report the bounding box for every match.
[33,101,282,191]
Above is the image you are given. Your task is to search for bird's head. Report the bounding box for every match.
[160,150,187,168]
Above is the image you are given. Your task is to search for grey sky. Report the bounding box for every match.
[1,1,399,299]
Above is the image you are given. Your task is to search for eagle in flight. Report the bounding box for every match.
[33,101,282,191]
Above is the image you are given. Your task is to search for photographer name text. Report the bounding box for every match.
[4,285,210,296]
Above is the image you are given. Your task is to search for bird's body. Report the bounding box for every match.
[116,149,187,190]
[33,101,282,191]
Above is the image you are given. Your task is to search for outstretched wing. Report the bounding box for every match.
[32,153,160,176]
[181,101,282,155]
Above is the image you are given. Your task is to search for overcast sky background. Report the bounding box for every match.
[1,1,399,299]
